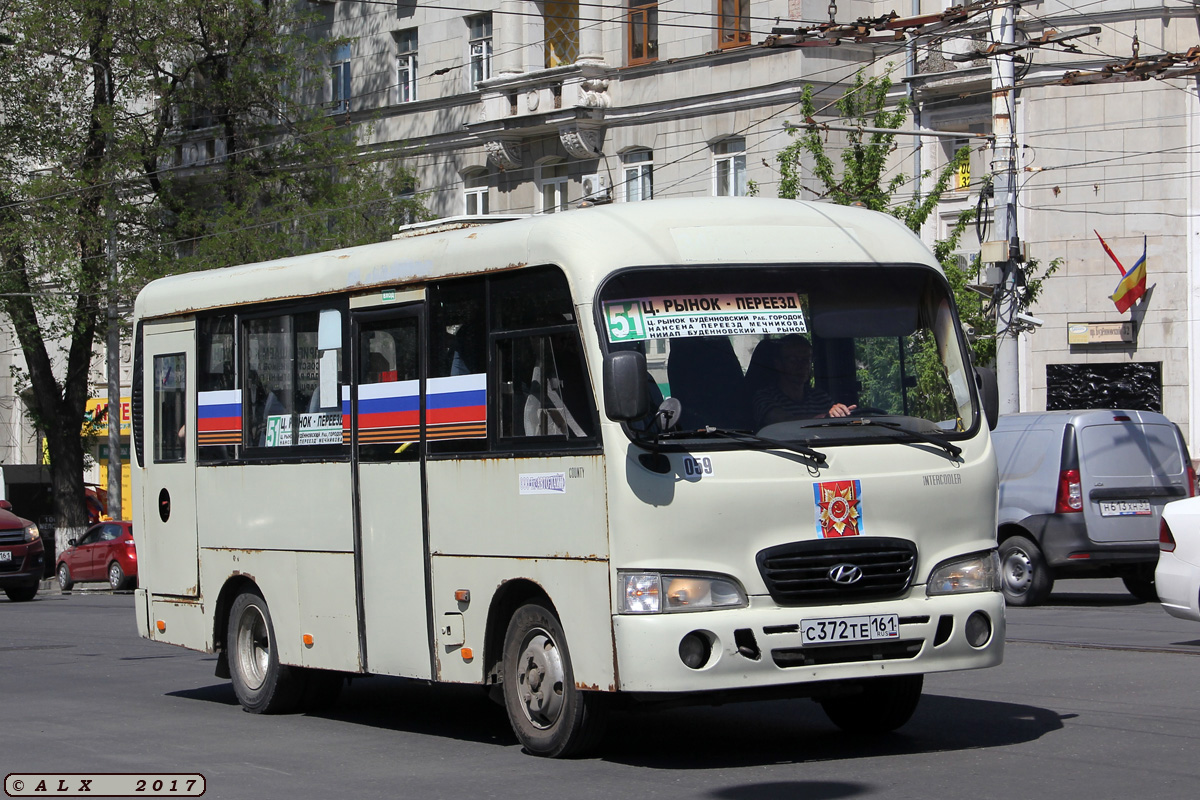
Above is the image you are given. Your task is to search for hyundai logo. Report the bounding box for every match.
[828,563,863,585]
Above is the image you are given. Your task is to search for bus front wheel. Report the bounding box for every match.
[820,674,924,734]
[227,591,303,714]
[501,602,607,757]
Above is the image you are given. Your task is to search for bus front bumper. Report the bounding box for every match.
[612,590,1004,693]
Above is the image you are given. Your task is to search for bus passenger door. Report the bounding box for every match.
[141,323,199,597]
[351,304,432,679]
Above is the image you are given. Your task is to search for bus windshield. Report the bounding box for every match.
[598,264,978,445]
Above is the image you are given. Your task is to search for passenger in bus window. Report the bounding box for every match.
[750,335,855,427]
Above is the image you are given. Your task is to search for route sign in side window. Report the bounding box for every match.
[242,308,346,455]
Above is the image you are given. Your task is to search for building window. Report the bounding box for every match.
[713,137,747,196]
[622,150,653,202]
[544,1,579,68]
[719,0,750,49]
[628,1,658,65]
[464,169,489,215]
[396,29,418,104]
[330,44,351,113]
[468,14,493,89]
[537,161,569,214]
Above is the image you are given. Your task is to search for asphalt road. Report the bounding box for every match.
[2,580,1199,800]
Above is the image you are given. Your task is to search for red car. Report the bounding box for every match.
[0,501,45,602]
[57,521,137,591]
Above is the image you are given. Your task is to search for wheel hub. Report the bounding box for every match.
[235,605,271,691]
[1003,548,1033,594]
[516,631,565,729]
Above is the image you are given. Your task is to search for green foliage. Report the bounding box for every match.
[0,0,428,527]
[777,68,1056,374]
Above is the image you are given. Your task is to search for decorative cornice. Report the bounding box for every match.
[559,125,603,159]
[484,139,522,170]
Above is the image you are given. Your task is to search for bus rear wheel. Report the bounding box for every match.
[227,591,303,714]
[501,602,606,758]
[820,674,924,734]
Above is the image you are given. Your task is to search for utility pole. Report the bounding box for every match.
[106,205,121,521]
[104,58,122,522]
[988,2,1021,414]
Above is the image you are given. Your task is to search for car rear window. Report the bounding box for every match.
[1079,423,1183,478]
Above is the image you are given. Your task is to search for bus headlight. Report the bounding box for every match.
[24,524,39,543]
[619,572,747,613]
[926,550,1001,595]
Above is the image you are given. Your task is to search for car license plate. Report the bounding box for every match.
[0,551,11,562]
[1099,500,1152,517]
[801,614,899,645]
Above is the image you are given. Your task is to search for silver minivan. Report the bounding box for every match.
[993,410,1195,605]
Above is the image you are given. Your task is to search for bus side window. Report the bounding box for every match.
[153,353,187,463]
[491,267,596,445]
[241,309,346,452]
[245,314,296,447]
[357,320,420,463]
[197,315,239,461]
[498,333,593,440]
[428,278,487,454]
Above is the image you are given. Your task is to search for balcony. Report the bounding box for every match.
[466,62,613,168]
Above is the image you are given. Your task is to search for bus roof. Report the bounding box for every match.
[134,197,940,320]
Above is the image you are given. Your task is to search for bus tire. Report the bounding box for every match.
[999,534,1054,606]
[227,591,303,714]
[501,602,607,758]
[820,674,923,734]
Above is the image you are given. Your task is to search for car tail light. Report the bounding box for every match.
[1188,463,1197,498]
[1055,469,1083,513]
[1160,517,1177,552]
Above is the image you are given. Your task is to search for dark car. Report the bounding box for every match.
[57,521,137,591]
[0,500,45,602]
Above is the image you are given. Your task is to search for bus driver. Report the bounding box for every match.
[752,334,856,427]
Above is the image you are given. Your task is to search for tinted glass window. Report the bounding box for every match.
[198,315,239,461]
[153,353,186,463]
[243,308,345,453]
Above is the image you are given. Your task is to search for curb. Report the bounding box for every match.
[36,579,127,596]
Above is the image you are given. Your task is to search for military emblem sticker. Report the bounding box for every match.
[814,480,863,538]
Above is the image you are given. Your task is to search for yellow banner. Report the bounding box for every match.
[84,397,132,437]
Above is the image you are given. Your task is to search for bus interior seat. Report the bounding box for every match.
[667,336,748,431]
[744,339,782,429]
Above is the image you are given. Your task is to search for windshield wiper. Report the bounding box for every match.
[807,417,962,459]
[699,427,827,465]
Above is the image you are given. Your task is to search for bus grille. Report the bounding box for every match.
[756,537,917,605]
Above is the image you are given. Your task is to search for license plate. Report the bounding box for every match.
[1099,500,1152,517]
[0,551,11,562]
[801,614,900,645]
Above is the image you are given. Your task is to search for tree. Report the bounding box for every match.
[0,0,426,547]
[777,69,1058,371]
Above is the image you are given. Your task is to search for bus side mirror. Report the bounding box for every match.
[974,367,999,431]
[603,351,649,421]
